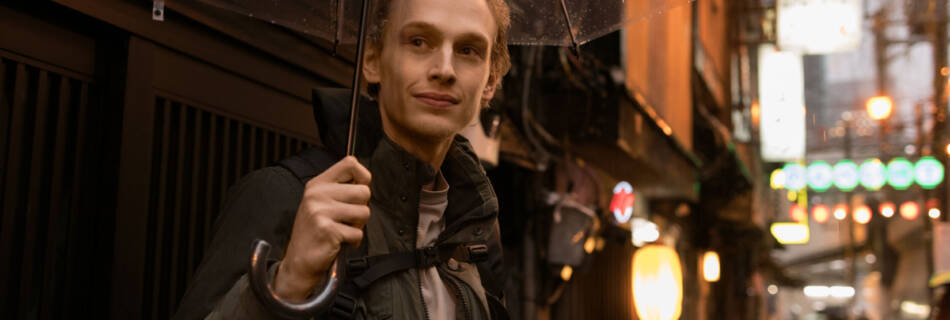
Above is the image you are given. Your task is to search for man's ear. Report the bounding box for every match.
[363,45,381,84]
[482,74,499,101]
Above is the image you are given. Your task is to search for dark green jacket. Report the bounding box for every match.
[173,88,506,319]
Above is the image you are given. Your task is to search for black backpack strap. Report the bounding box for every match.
[327,243,489,319]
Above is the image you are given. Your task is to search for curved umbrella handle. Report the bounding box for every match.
[248,239,344,319]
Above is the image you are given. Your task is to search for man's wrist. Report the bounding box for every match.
[273,260,321,302]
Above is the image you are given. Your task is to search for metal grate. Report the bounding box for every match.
[140,96,311,319]
[0,56,112,319]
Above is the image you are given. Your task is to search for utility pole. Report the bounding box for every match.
[929,0,947,306]
[842,115,857,320]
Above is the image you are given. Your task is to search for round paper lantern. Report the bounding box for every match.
[900,201,920,220]
[886,158,915,190]
[879,202,895,218]
[812,204,830,223]
[632,245,683,320]
[783,163,807,190]
[859,159,887,190]
[853,205,872,225]
[807,161,833,191]
[915,157,944,189]
[833,160,859,191]
[833,204,849,221]
[790,204,807,223]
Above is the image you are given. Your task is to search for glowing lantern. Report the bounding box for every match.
[927,199,941,219]
[900,201,920,220]
[632,245,683,320]
[833,204,849,221]
[879,202,895,218]
[915,157,944,189]
[702,251,721,282]
[859,159,887,190]
[560,265,573,281]
[783,163,807,190]
[771,223,810,244]
[789,204,807,222]
[886,158,915,190]
[812,204,830,223]
[807,161,834,191]
[853,205,872,225]
[832,160,859,191]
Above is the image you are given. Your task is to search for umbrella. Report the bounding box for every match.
[195,0,695,50]
[209,0,697,316]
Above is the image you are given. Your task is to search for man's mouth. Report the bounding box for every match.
[414,92,460,108]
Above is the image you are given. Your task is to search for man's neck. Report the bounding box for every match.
[381,121,453,177]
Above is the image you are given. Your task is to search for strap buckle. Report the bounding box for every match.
[466,244,489,263]
[330,292,358,319]
[417,246,440,267]
[346,257,369,276]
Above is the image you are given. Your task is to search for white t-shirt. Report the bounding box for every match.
[417,172,455,319]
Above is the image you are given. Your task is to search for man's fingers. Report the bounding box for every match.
[326,202,371,229]
[335,223,364,245]
[317,183,370,205]
[312,156,372,185]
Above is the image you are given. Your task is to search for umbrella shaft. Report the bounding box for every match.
[347,0,371,157]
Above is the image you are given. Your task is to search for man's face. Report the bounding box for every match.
[364,0,497,142]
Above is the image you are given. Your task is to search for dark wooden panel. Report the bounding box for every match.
[0,55,108,318]
[137,95,312,319]
[0,6,96,77]
[114,36,318,320]
[52,0,347,98]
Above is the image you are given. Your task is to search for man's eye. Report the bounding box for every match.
[411,38,425,47]
[460,47,479,56]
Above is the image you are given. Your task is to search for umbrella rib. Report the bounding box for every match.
[558,0,580,52]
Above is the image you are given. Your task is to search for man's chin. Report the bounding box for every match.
[406,118,464,141]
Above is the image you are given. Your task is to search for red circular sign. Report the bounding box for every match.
[610,181,636,223]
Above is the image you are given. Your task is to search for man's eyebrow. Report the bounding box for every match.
[398,21,490,47]
[398,21,440,35]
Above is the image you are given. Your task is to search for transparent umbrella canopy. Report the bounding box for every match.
[195,0,696,49]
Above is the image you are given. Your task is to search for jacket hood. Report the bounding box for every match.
[311,87,383,158]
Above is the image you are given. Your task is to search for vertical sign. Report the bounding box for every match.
[759,44,806,162]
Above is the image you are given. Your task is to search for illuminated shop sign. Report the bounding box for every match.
[610,181,636,223]
[774,158,944,191]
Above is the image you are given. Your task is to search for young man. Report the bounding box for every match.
[173,0,512,319]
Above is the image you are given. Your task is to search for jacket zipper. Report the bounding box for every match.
[417,269,432,320]
[440,267,473,320]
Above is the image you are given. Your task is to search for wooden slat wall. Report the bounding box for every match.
[0,55,110,319]
[139,96,311,319]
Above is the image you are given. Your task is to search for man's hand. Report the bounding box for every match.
[273,156,372,301]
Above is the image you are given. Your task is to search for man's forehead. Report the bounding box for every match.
[386,0,497,41]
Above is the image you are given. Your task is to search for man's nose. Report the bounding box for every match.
[428,45,456,85]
